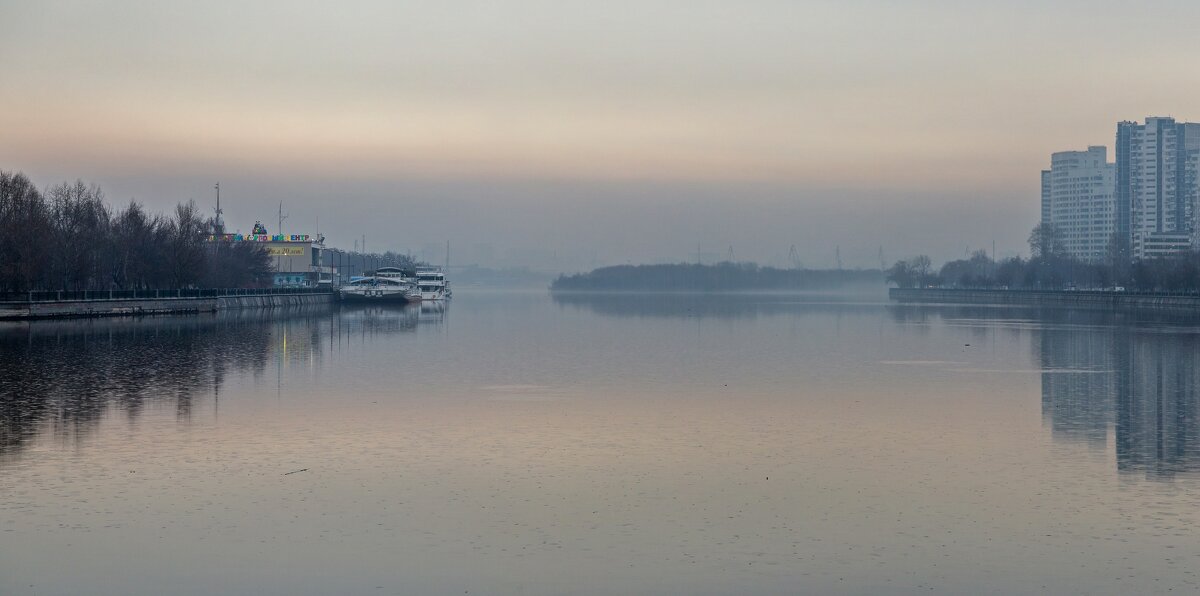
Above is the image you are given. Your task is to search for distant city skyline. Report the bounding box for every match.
[1042,116,1200,262]
[5,1,1200,270]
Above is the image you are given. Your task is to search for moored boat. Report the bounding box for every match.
[337,267,420,303]
[414,266,452,301]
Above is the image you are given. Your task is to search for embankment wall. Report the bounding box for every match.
[0,292,334,320]
[889,288,1200,311]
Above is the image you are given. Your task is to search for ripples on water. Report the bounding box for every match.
[1,293,1199,595]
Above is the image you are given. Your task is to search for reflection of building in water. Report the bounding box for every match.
[1038,324,1200,479]
[1038,329,1116,449]
[1116,336,1200,479]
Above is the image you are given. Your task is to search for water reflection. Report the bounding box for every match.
[6,293,1200,594]
[0,303,435,464]
[1037,314,1200,480]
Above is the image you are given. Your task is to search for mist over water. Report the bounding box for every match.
[3,292,1200,594]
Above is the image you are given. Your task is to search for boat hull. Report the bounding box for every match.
[337,289,415,303]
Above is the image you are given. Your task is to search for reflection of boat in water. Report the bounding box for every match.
[337,267,420,303]
[337,303,421,333]
[418,299,446,319]
[414,266,452,301]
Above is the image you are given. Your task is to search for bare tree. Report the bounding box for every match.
[0,172,52,292]
[1105,232,1131,287]
[1028,223,1067,259]
[110,200,170,289]
[47,180,110,290]
[911,255,933,286]
[202,220,272,288]
[166,200,208,288]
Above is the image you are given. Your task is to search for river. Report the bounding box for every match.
[2,291,1199,594]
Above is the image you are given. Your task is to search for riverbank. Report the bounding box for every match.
[889,288,1200,311]
[0,290,335,320]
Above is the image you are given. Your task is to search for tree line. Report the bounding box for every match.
[551,262,883,292]
[0,171,271,293]
[888,223,1200,292]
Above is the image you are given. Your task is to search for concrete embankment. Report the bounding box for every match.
[889,288,1200,311]
[0,292,334,320]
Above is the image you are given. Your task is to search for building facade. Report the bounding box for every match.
[1115,117,1200,258]
[207,230,335,287]
[1040,169,1052,225]
[1042,146,1115,262]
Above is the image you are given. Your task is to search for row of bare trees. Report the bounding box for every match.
[889,223,1200,292]
[0,171,271,292]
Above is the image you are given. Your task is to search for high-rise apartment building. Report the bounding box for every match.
[1115,117,1200,258]
[1041,169,1052,225]
[1042,146,1115,262]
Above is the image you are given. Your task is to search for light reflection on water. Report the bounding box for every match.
[1,292,1200,595]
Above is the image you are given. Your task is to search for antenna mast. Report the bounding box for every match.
[213,182,223,234]
[277,201,289,236]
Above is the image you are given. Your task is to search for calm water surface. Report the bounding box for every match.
[2,291,1200,595]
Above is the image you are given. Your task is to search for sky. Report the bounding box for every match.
[3,0,1200,271]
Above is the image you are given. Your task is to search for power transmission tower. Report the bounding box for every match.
[789,244,802,269]
[836,246,842,270]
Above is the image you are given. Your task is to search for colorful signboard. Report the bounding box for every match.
[207,234,312,243]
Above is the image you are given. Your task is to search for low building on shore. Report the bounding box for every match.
[207,224,335,288]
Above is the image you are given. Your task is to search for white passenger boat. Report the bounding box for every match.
[414,266,452,301]
[337,267,420,303]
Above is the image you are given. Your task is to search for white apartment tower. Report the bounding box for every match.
[1040,169,1052,225]
[1115,117,1200,258]
[1042,146,1115,262]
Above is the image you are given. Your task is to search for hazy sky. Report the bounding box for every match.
[4,0,1200,270]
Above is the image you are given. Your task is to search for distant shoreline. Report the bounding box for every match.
[548,288,883,294]
[550,263,884,293]
[889,287,1200,312]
